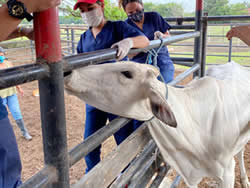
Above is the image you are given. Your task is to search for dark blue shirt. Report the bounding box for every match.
[77,20,145,62]
[0,97,8,120]
[126,12,172,65]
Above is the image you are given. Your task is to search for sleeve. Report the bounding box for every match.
[116,21,145,40]
[77,35,83,54]
[154,12,171,33]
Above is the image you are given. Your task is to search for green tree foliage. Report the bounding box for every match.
[228,3,248,15]
[59,16,82,24]
[61,0,126,23]
[144,2,184,17]
[244,1,250,8]
[204,0,248,16]
[143,2,157,12]
[103,0,127,20]
[204,0,230,16]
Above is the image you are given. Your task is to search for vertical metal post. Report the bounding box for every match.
[228,24,233,62]
[193,0,203,77]
[66,27,70,53]
[30,40,34,61]
[71,28,75,54]
[200,14,208,77]
[34,7,70,188]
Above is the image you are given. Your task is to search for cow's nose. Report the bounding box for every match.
[64,71,72,77]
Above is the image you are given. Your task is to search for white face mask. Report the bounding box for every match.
[81,8,103,27]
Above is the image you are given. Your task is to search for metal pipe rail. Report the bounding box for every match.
[171,57,194,62]
[207,15,250,21]
[69,118,131,166]
[169,64,200,85]
[0,31,200,89]
[110,140,157,188]
[18,69,198,188]
[15,31,201,188]
[170,44,249,48]
[130,31,200,54]
[170,52,250,58]
[170,25,195,30]
[19,166,57,188]
[165,15,250,22]
[20,118,131,188]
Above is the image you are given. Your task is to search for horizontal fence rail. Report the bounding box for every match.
[2,15,249,188]
[0,32,200,90]
[165,15,250,22]
[13,30,200,188]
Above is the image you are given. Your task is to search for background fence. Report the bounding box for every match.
[0,14,249,187]
[1,22,249,66]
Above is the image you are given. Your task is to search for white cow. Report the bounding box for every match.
[64,61,250,188]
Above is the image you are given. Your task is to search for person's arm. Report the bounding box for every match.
[130,35,149,48]
[111,36,149,60]
[0,4,22,42]
[226,25,250,46]
[111,21,149,60]
[6,26,34,41]
[0,0,61,42]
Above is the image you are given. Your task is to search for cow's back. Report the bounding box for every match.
[148,64,250,186]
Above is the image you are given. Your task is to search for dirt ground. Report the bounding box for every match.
[6,56,250,187]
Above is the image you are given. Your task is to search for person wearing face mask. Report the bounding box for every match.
[119,0,174,84]
[73,0,149,173]
[0,47,32,141]
[119,0,174,131]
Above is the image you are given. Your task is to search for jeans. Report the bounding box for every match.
[0,117,22,188]
[2,94,22,121]
[158,62,175,84]
[84,104,134,173]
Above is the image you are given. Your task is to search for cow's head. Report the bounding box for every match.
[64,62,177,127]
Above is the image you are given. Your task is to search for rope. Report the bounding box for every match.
[145,37,169,100]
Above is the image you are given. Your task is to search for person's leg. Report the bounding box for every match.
[84,104,108,173]
[0,117,22,188]
[6,94,32,140]
[133,120,144,131]
[158,62,175,84]
[108,114,134,145]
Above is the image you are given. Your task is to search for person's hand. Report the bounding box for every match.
[111,38,133,60]
[17,86,24,96]
[20,27,34,40]
[21,0,61,13]
[154,31,164,40]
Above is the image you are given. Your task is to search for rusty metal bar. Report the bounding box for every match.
[34,7,70,188]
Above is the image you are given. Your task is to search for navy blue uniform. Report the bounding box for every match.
[126,12,175,83]
[126,12,174,130]
[0,97,22,188]
[77,20,145,172]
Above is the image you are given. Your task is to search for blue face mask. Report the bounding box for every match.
[0,56,5,63]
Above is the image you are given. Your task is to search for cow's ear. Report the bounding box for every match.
[148,89,177,128]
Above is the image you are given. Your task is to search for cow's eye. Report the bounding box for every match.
[121,71,133,79]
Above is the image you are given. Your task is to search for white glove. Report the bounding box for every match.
[111,38,133,60]
[154,31,164,40]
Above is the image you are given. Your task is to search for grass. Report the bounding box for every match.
[207,25,231,36]
[173,51,250,70]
